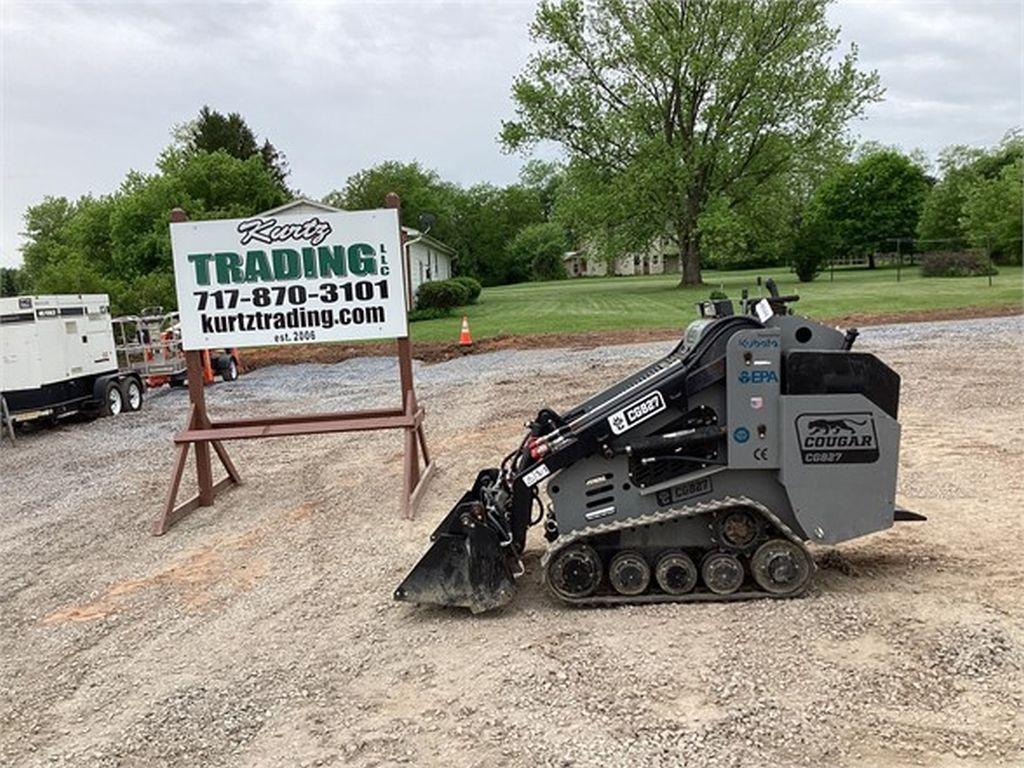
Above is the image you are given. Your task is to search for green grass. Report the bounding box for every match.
[409,265,1022,343]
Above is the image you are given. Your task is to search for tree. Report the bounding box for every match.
[916,147,981,247]
[20,196,78,280]
[519,159,564,219]
[961,158,1023,263]
[0,267,23,297]
[448,183,547,284]
[507,222,569,281]
[170,106,291,194]
[324,161,460,244]
[501,0,881,285]
[20,151,288,313]
[807,148,929,268]
[918,132,1023,260]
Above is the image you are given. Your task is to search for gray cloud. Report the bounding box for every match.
[2,0,1021,267]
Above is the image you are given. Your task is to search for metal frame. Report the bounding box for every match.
[113,309,186,378]
[0,395,14,446]
[153,195,434,535]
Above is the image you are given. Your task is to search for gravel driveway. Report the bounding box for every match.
[1,316,1022,767]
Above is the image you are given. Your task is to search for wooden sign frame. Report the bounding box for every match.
[153,193,433,535]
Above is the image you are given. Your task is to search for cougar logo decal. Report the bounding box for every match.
[795,412,879,464]
[807,418,868,435]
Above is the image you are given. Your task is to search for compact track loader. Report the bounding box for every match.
[395,280,922,613]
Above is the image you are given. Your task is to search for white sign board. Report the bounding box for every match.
[170,209,407,350]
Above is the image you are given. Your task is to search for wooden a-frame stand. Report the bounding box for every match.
[153,196,434,535]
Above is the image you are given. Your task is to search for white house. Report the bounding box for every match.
[260,198,456,301]
[564,240,681,278]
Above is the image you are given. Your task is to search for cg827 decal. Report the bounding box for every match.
[794,413,879,464]
[608,391,666,435]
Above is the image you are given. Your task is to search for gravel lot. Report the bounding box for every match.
[2,315,1022,767]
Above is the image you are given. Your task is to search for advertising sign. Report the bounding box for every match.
[170,209,407,350]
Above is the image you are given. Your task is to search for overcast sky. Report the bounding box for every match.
[1,0,1021,268]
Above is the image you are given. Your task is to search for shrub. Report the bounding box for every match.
[506,222,568,283]
[919,251,998,278]
[450,276,482,304]
[791,249,826,282]
[415,279,470,312]
[531,249,568,281]
[709,289,728,300]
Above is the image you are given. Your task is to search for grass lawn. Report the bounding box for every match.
[409,265,1023,343]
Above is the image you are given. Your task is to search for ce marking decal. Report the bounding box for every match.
[753,447,769,461]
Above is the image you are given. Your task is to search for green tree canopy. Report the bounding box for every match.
[1,267,24,297]
[961,157,1023,262]
[325,161,554,286]
[506,221,569,282]
[918,132,1022,261]
[169,105,291,194]
[502,0,881,284]
[449,183,547,285]
[806,148,930,267]
[20,150,287,313]
[323,161,460,244]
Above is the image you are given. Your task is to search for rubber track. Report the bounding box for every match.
[539,495,815,606]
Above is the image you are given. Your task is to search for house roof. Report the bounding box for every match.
[403,227,455,256]
[259,197,339,216]
[259,198,454,256]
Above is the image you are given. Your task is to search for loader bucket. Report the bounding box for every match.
[394,470,517,614]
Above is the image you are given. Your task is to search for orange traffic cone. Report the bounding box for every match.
[459,315,473,347]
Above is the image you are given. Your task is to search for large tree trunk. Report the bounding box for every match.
[676,191,704,285]
[677,229,703,286]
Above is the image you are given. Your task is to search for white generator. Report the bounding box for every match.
[0,294,145,427]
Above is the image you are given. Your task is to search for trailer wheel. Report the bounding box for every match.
[102,381,124,416]
[122,378,144,412]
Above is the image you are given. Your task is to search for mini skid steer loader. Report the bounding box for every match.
[395,280,921,613]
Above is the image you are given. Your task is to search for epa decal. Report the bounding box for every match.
[738,370,778,385]
[795,413,879,464]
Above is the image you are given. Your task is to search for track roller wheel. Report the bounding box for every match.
[750,539,812,596]
[655,551,698,595]
[715,509,761,550]
[548,544,603,600]
[608,551,650,596]
[701,552,744,595]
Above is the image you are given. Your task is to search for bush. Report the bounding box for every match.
[531,249,568,281]
[788,216,834,282]
[919,251,998,278]
[415,279,470,312]
[709,289,728,300]
[450,275,482,304]
[791,249,826,282]
[506,222,568,283]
